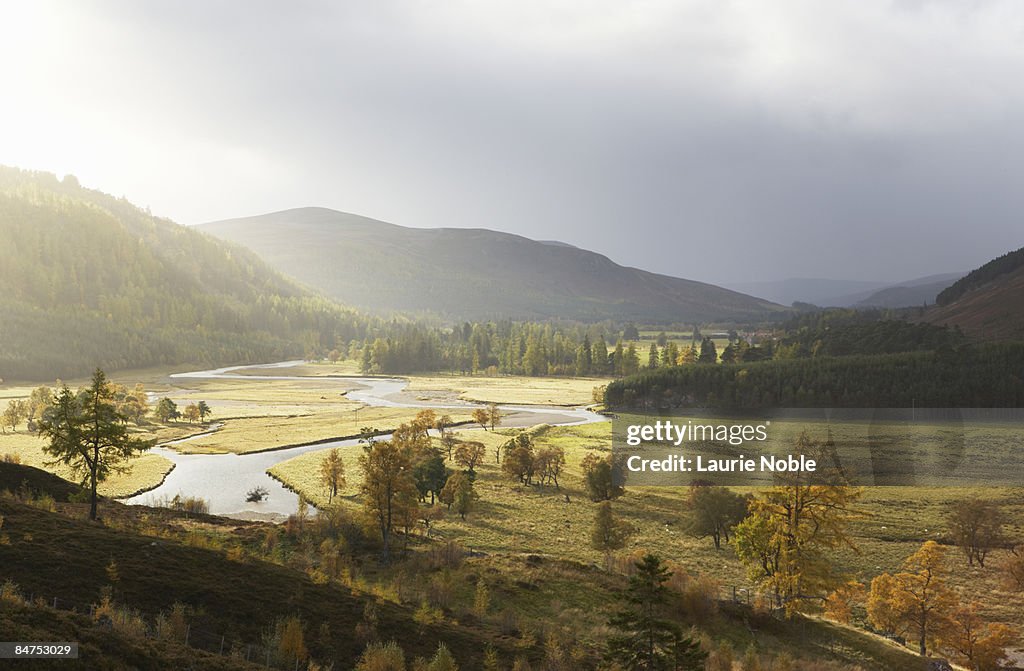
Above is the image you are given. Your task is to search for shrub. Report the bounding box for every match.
[246,486,269,502]
[355,641,406,671]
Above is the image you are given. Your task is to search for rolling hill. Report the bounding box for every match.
[922,246,1024,340]
[726,273,964,309]
[198,208,782,323]
[0,167,370,380]
[854,272,964,308]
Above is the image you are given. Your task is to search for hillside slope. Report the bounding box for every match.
[855,273,964,308]
[199,208,782,322]
[0,168,369,380]
[0,463,931,671]
[923,264,1024,340]
[0,464,495,669]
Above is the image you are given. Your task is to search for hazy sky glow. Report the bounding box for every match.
[2,0,1023,284]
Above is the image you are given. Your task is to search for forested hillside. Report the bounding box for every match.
[0,167,372,379]
[0,168,678,381]
[605,342,1024,409]
[936,246,1024,306]
[923,245,1024,340]
[200,207,783,322]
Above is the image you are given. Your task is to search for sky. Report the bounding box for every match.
[2,0,1023,285]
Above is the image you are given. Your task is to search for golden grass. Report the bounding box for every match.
[176,406,475,454]
[0,430,173,498]
[239,360,363,377]
[404,374,610,406]
[271,419,1024,634]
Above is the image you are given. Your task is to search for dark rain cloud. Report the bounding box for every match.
[4,0,1024,284]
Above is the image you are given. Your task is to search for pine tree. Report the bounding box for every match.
[647,343,659,369]
[606,554,706,670]
[593,337,609,374]
[698,337,717,364]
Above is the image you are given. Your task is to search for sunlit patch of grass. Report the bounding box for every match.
[405,374,609,406]
[178,407,475,455]
[0,430,174,497]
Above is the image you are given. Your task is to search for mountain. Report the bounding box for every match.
[0,167,369,380]
[922,246,1024,340]
[854,272,964,308]
[198,208,781,323]
[722,278,890,308]
[727,273,964,309]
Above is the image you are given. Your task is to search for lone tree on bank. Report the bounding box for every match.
[38,368,153,520]
[319,448,346,503]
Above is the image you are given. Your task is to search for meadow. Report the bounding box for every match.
[271,417,1024,641]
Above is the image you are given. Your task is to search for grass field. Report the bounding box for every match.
[177,406,475,454]
[0,429,175,498]
[404,374,609,406]
[271,418,1024,642]
[0,461,930,670]
[4,363,1022,663]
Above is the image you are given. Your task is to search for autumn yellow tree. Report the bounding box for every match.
[472,408,491,431]
[867,541,958,656]
[182,403,201,424]
[733,433,861,615]
[939,602,1016,671]
[453,440,486,473]
[1003,545,1024,591]
[318,448,345,503]
[823,580,865,624]
[277,615,308,667]
[360,438,417,560]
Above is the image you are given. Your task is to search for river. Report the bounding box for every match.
[126,361,603,519]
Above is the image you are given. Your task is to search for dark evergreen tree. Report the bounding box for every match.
[606,554,706,670]
[698,337,717,364]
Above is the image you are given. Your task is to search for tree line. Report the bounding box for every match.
[605,342,1024,409]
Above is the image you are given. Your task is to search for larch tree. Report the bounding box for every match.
[37,369,153,520]
[319,448,346,503]
[359,438,417,561]
[940,602,1016,671]
[867,541,958,656]
[733,433,861,614]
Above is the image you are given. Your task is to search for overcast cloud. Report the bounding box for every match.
[2,0,1023,284]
